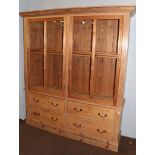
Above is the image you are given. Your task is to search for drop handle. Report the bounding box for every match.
[73,123,81,128]
[98,113,107,118]
[74,108,82,112]
[97,128,106,134]
[33,98,40,102]
[32,112,40,116]
[50,102,58,107]
[51,116,58,121]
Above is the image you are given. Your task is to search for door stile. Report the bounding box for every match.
[90,19,97,97]
[44,21,47,87]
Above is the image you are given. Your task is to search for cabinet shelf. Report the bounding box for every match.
[30,86,64,97]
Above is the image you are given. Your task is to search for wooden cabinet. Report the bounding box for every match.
[20,6,135,152]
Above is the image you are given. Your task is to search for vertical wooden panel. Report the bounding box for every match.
[44,21,47,87]
[71,56,91,94]
[30,21,44,50]
[73,19,93,53]
[29,53,44,87]
[96,19,119,54]
[46,54,63,89]
[24,17,29,113]
[113,16,124,106]
[94,57,116,98]
[47,19,63,52]
[113,109,122,143]
[116,14,130,108]
[67,16,73,97]
[90,19,96,97]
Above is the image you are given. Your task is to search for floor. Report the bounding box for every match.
[19,120,136,155]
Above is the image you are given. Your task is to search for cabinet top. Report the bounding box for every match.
[20,6,136,17]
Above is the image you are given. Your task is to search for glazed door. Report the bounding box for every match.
[69,16,121,105]
[28,18,65,96]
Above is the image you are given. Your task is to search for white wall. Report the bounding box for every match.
[19,0,31,119]
[19,0,136,138]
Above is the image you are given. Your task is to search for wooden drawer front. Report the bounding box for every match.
[67,115,114,140]
[67,101,115,122]
[66,116,84,134]
[27,106,64,128]
[29,93,65,113]
[83,119,114,141]
[67,116,114,140]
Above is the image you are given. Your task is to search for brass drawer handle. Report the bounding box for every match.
[33,98,40,102]
[98,113,107,118]
[73,123,81,128]
[51,116,58,121]
[74,107,82,112]
[97,128,106,134]
[32,112,40,116]
[51,102,58,107]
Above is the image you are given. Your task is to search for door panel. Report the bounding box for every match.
[94,57,116,98]
[73,19,93,54]
[30,21,44,51]
[46,54,63,89]
[29,52,44,87]
[47,19,63,52]
[96,19,119,54]
[71,55,91,95]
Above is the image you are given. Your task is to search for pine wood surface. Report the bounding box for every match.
[21,6,135,152]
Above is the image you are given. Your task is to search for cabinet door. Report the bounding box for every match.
[70,18,93,98]
[92,19,119,99]
[29,21,44,88]
[46,18,64,90]
[69,17,119,103]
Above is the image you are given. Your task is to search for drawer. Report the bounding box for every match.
[67,101,115,122]
[27,106,64,128]
[67,116,114,141]
[29,93,65,114]
[83,119,114,141]
[66,116,84,134]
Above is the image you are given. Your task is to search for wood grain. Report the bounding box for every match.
[30,21,44,50]
[96,19,119,54]
[46,54,63,89]
[20,6,135,17]
[29,52,44,87]
[22,6,133,152]
[73,18,93,53]
[47,18,63,52]
[94,57,116,98]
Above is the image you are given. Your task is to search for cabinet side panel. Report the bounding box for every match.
[116,14,130,107]
[23,18,30,117]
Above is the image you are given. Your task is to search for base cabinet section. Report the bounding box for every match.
[26,92,121,151]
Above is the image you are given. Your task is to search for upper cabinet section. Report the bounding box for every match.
[96,19,119,54]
